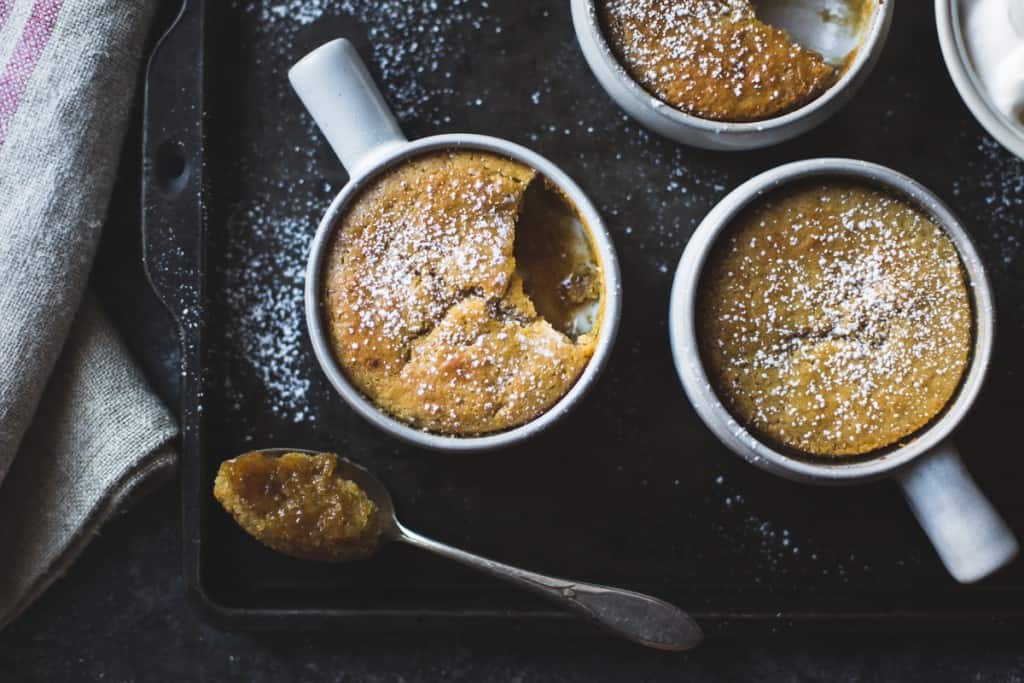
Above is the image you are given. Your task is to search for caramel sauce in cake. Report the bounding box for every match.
[514,179,603,339]
[698,182,973,457]
[322,150,603,436]
[600,0,846,122]
[214,451,382,561]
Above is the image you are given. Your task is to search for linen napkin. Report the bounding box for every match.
[0,0,176,628]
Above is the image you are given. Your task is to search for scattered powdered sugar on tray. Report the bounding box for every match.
[224,203,317,423]
[954,136,1024,271]
[600,0,835,121]
[235,0,501,122]
[708,473,883,583]
[262,0,333,25]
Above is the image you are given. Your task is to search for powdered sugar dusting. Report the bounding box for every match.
[237,0,501,122]
[322,151,598,435]
[954,136,1024,271]
[601,0,837,121]
[708,473,887,585]
[699,183,973,456]
[224,206,316,423]
[262,0,333,25]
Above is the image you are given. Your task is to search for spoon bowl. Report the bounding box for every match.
[255,448,401,539]
[244,448,703,651]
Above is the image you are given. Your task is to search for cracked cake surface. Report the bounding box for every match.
[601,0,839,122]
[322,150,602,435]
[697,182,972,457]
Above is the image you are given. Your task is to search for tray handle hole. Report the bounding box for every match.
[154,140,190,194]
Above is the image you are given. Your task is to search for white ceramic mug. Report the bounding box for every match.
[669,158,1019,582]
[289,39,622,453]
[570,0,894,150]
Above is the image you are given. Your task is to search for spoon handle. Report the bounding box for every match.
[396,526,702,651]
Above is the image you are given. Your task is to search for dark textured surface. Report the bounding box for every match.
[179,0,1024,625]
[2,0,1024,679]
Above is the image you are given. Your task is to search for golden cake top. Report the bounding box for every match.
[698,182,973,457]
[322,150,602,436]
[601,0,838,122]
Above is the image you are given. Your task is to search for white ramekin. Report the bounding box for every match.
[289,40,622,453]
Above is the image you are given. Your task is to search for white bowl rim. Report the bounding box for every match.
[935,0,1024,161]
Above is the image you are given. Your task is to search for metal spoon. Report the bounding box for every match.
[253,448,703,651]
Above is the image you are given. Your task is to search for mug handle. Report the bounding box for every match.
[897,440,1019,583]
[288,39,408,175]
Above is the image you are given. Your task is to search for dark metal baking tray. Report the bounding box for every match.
[142,0,1024,632]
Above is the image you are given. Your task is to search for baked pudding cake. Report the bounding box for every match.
[697,182,972,457]
[321,150,604,436]
[600,0,860,122]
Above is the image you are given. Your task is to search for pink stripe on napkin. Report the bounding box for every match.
[0,0,15,29]
[0,0,64,146]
